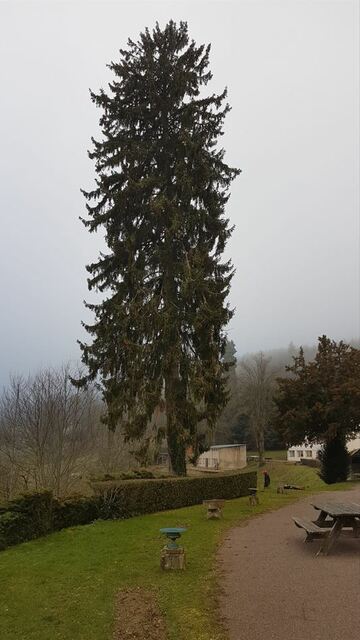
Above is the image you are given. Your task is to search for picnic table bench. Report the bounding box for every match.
[292,517,330,542]
[293,500,360,555]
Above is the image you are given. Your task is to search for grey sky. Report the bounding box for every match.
[0,0,359,386]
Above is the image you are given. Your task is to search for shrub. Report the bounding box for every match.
[0,492,54,547]
[89,469,155,482]
[131,469,155,479]
[53,495,99,530]
[0,491,99,549]
[318,436,350,484]
[0,471,256,550]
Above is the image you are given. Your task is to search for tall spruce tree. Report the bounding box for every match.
[76,21,240,475]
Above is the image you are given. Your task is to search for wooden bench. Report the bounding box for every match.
[293,517,330,542]
[203,499,225,519]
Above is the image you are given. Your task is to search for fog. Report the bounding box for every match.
[0,0,358,387]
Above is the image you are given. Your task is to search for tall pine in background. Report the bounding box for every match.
[77,22,240,475]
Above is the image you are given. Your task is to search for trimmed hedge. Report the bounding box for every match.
[0,470,256,550]
[92,471,257,519]
[0,491,54,549]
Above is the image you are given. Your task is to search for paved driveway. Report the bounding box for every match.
[218,487,360,640]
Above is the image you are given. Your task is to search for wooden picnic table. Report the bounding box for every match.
[311,500,360,555]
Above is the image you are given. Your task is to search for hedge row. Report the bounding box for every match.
[0,493,98,550]
[0,470,256,550]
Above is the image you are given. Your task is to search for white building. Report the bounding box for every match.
[197,444,247,470]
[287,436,360,462]
[287,442,322,462]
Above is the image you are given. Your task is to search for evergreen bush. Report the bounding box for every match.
[318,436,350,484]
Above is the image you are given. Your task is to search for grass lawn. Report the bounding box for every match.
[0,463,353,640]
[248,449,287,460]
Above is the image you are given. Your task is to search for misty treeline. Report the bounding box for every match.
[214,343,283,459]
[1,339,358,499]
[214,339,359,460]
[0,365,145,500]
[0,348,281,499]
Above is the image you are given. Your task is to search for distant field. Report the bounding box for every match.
[0,464,352,640]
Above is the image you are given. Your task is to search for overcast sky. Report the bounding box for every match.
[0,0,358,386]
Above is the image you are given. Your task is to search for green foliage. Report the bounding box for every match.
[75,21,240,475]
[230,413,254,446]
[0,472,255,550]
[131,468,155,479]
[318,435,350,484]
[0,492,53,546]
[274,335,360,445]
[53,496,99,530]
[264,425,285,450]
[214,340,242,444]
[90,468,155,482]
[92,471,256,519]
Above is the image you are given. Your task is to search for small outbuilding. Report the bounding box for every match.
[197,444,247,471]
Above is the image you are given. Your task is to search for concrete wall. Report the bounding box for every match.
[197,445,247,470]
[218,446,247,469]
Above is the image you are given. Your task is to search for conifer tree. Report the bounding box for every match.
[318,435,350,484]
[76,21,240,475]
[274,335,360,483]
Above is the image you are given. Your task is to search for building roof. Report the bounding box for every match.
[210,444,246,450]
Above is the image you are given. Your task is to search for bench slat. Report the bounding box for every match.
[293,517,330,536]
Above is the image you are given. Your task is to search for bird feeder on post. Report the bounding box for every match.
[160,527,187,570]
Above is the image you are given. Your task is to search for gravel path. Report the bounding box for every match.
[218,487,360,640]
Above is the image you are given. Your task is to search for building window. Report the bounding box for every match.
[306,450,312,458]
[289,450,295,458]
[297,450,303,457]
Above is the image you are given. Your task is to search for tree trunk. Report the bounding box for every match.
[165,371,187,476]
[163,255,187,476]
[167,415,186,475]
[257,426,265,467]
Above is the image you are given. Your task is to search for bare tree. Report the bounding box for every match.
[0,365,164,498]
[95,425,137,475]
[0,366,100,497]
[0,376,28,499]
[238,353,277,466]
